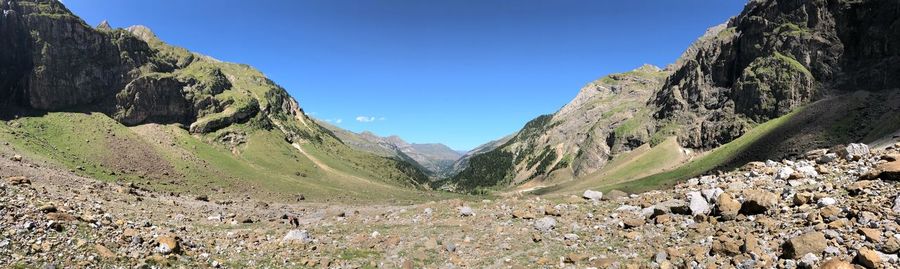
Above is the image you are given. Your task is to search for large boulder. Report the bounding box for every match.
[783,232,827,259]
[582,190,603,202]
[740,189,778,215]
[687,191,710,216]
[156,235,179,254]
[877,158,900,181]
[534,217,557,232]
[651,200,691,216]
[282,230,312,244]
[855,247,882,269]
[840,143,870,160]
[775,167,795,180]
[715,192,742,220]
[458,206,474,217]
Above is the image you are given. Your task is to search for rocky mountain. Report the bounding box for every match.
[0,0,428,197]
[449,65,674,191]
[316,120,462,178]
[450,134,512,170]
[451,0,900,193]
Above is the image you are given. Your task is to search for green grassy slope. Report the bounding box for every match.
[0,112,454,203]
[539,91,900,195]
[549,136,687,193]
[598,108,800,193]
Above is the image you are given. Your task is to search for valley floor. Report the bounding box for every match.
[3,141,900,268]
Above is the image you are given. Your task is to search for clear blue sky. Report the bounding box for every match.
[65,0,745,151]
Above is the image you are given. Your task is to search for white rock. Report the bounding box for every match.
[282,230,312,243]
[894,196,900,213]
[799,253,819,268]
[727,182,748,191]
[701,188,724,203]
[843,143,870,160]
[639,207,655,219]
[156,244,173,254]
[687,178,700,186]
[582,190,603,201]
[796,166,818,178]
[775,167,795,180]
[879,252,899,263]
[444,241,457,252]
[699,176,717,185]
[687,191,710,216]
[817,197,837,207]
[458,206,474,217]
[534,217,557,232]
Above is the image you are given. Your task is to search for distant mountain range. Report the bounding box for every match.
[316,120,463,178]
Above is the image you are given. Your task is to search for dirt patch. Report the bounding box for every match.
[101,128,177,180]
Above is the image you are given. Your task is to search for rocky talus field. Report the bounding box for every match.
[4,140,900,268]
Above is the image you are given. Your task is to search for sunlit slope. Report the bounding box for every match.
[536,90,900,195]
[0,112,443,203]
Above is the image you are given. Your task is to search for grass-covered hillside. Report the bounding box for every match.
[0,112,446,203]
[0,0,433,202]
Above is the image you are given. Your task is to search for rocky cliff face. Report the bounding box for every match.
[452,0,900,192]
[0,0,149,111]
[653,0,900,149]
[0,0,260,133]
[0,0,428,187]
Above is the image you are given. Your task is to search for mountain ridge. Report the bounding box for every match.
[315,119,463,178]
[0,0,430,199]
[449,0,900,193]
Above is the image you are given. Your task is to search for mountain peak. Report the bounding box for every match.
[125,25,158,42]
[635,64,662,73]
[96,20,111,30]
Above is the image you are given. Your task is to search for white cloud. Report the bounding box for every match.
[321,118,343,124]
[356,116,376,123]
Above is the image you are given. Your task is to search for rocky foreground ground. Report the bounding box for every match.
[2,142,900,268]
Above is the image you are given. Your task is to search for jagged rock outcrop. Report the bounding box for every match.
[0,0,429,187]
[115,74,191,125]
[0,0,258,132]
[653,0,900,149]
[451,0,900,192]
[0,0,151,111]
